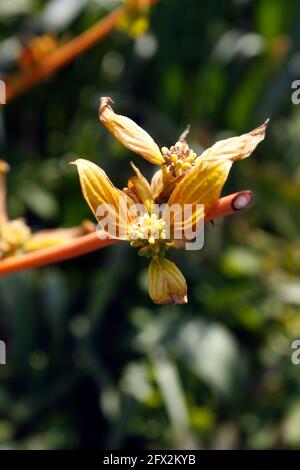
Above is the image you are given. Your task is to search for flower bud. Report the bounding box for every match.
[148,257,187,304]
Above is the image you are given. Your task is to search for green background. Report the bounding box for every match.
[1,0,300,449]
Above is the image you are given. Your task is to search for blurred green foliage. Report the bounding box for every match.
[1,0,300,450]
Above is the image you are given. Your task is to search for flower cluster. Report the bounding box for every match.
[73,97,268,304]
[0,160,95,259]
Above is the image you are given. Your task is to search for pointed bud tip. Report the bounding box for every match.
[179,124,191,142]
[69,159,85,167]
[153,294,188,305]
[250,119,270,137]
[99,96,114,116]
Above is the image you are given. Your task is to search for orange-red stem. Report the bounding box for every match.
[206,190,253,221]
[4,0,158,102]
[0,191,253,276]
[0,231,118,275]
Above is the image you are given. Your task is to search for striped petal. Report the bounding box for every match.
[165,159,232,236]
[127,162,153,209]
[197,120,268,162]
[99,97,164,165]
[151,168,164,199]
[148,257,187,304]
[72,159,135,240]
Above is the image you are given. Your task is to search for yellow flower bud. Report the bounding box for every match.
[151,168,164,199]
[127,162,153,209]
[148,257,187,304]
[182,162,192,171]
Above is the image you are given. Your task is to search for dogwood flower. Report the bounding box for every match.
[73,97,267,304]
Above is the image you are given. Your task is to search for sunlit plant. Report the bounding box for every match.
[73,97,268,304]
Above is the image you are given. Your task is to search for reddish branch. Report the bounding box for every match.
[0,191,253,275]
[3,0,158,102]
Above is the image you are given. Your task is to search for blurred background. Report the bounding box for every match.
[1,0,300,450]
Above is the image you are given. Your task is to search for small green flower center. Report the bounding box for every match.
[162,141,197,177]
